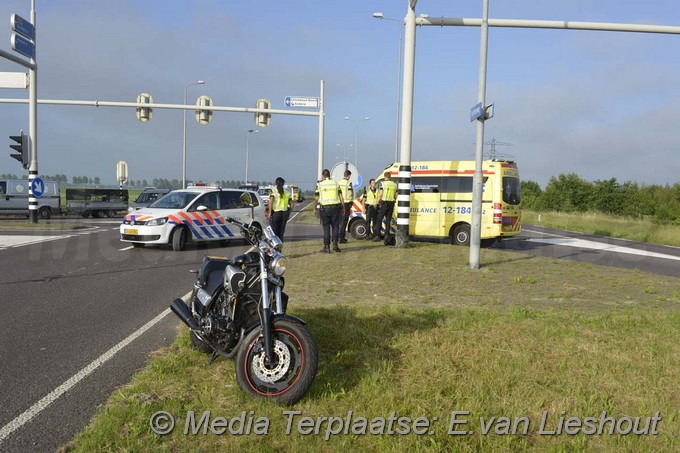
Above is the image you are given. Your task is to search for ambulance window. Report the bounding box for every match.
[0,182,5,195]
[502,177,521,205]
[440,176,488,193]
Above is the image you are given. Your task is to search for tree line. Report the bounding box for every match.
[0,174,272,190]
[521,173,680,225]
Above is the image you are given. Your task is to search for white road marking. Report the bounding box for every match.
[0,301,183,443]
[0,235,71,249]
[525,237,680,261]
[119,245,134,251]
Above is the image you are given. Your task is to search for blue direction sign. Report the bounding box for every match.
[11,14,35,40]
[11,33,35,59]
[470,102,484,122]
[284,96,319,108]
[31,177,44,198]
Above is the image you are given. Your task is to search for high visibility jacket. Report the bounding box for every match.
[363,186,378,206]
[339,179,353,203]
[316,179,341,205]
[379,179,397,202]
[270,189,290,212]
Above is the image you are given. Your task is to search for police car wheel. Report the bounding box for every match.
[452,224,471,246]
[172,226,189,251]
[350,219,368,239]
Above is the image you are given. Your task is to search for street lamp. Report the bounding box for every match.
[182,80,205,189]
[245,129,259,184]
[372,12,403,163]
[343,116,369,169]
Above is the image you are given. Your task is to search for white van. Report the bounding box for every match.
[0,179,61,219]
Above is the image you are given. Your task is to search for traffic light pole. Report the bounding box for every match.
[28,0,38,223]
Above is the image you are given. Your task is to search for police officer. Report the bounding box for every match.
[360,178,378,238]
[338,169,354,243]
[372,171,397,243]
[314,169,344,253]
[266,177,293,242]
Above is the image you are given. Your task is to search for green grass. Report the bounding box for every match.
[63,239,680,452]
[523,210,680,247]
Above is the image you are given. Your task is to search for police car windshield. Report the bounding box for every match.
[149,191,199,209]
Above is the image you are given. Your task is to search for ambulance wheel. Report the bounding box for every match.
[38,207,51,219]
[452,224,471,246]
[172,226,189,251]
[350,219,368,239]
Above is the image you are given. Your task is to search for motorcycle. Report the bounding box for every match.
[170,193,318,405]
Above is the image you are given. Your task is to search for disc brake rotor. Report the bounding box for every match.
[253,339,291,383]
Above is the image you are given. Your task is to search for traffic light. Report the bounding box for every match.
[9,130,28,169]
[196,95,213,125]
[136,93,153,122]
[255,98,271,128]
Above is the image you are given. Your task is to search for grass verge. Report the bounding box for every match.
[64,239,680,452]
[523,210,680,248]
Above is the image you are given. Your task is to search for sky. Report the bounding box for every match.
[0,0,679,190]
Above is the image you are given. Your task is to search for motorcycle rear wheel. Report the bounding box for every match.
[235,319,318,405]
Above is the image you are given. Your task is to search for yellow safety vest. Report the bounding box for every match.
[316,179,341,205]
[363,187,378,205]
[339,179,353,202]
[380,179,397,202]
[271,189,290,212]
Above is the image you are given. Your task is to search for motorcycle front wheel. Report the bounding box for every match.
[235,319,318,405]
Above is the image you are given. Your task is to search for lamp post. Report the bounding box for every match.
[182,80,205,189]
[343,116,369,168]
[245,129,259,184]
[372,12,403,163]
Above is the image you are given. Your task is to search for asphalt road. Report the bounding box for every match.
[0,208,318,453]
[496,224,680,277]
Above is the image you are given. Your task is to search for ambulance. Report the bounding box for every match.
[347,160,521,246]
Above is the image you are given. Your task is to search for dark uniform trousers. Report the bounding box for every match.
[365,204,378,237]
[339,202,352,240]
[270,210,288,241]
[373,201,395,239]
[320,204,342,246]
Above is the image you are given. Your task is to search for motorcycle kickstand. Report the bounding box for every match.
[208,349,220,365]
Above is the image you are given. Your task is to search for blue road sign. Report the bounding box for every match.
[284,96,319,108]
[353,174,363,190]
[31,177,44,198]
[470,102,484,122]
[11,14,35,41]
[11,33,34,59]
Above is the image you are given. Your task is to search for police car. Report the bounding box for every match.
[120,186,266,251]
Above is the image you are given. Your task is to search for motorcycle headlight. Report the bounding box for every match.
[269,254,287,276]
[146,217,168,226]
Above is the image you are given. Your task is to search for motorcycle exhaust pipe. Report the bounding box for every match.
[170,298,201,331]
